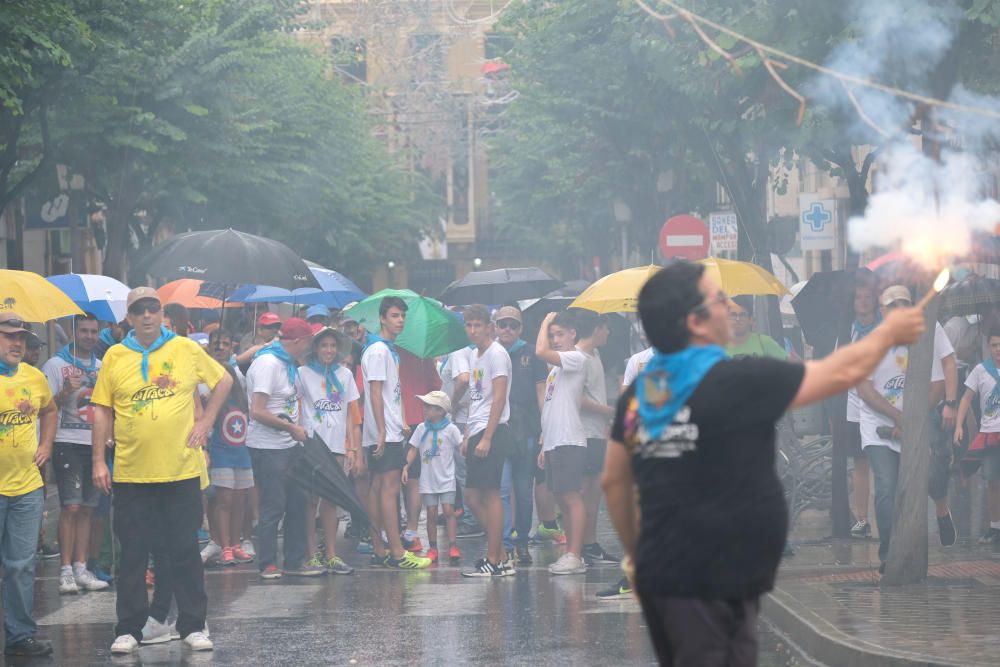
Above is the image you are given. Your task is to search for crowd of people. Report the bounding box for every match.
[1,287,639,657]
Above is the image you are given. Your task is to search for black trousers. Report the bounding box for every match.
[112,477,206,641]
[639,594,759,667]
[249,447,307,572]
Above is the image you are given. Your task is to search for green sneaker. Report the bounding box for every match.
[387,551,432,570]
[536,523,565,542]
[307,553,325,568]
[326,555,354,575]
[596,576,633,600]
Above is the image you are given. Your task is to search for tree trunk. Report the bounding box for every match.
[881,297,938,586]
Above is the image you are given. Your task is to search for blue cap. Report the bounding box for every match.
[306,304,332,320]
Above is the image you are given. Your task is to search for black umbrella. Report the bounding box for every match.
[790,270,855,357]
[287,436,369,520]
[439,267,563,306]
[140,229,320,290]
[938,274,1000,320]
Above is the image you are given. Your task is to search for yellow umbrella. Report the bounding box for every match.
[0,269,84,321]
[697,257,790,297]
[569,265,661,313]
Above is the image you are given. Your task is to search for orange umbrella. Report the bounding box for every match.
[157,280,242,309]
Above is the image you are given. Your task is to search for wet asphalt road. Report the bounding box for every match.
[5,518,821,666]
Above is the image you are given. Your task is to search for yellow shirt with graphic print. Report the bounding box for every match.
[0,364,52,495]
[91,337,225,483]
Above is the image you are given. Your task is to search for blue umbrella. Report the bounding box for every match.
[232,262,365,308]
[47,273,130,323]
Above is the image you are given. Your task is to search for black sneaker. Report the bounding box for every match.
[457,524,485,539]
[583,543,621,565]
[515,544,532,565]
[461,558,499,578]
[938,512,957,547]
[37,543,60,559]
[596,577,633,600]
[879,561,887,575]
[850,519,871,538]
[369,554,388,568]
[978,527,1000,545]
[5,637,53,656]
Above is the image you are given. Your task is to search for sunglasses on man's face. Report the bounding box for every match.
[129,302,161,316]
[496,319,521,331]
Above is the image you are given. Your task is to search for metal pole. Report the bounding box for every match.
[620,223,628,269]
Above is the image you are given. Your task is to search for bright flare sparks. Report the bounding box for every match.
[917,268,951,309]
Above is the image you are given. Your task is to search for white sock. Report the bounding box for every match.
[61,565,73,575]
[72,561,87,574]
[991,521,1000,530]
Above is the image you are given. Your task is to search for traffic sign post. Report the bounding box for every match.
[659,215,710,261]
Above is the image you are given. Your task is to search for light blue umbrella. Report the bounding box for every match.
[231,261,366,308]
[47,273,130,323]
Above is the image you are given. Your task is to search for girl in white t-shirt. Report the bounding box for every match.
[403,391,463,564]
[297,328,361,574]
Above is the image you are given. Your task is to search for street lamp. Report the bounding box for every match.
[613,198,632,269]
[473,257,483,269]
[386,260,396,288]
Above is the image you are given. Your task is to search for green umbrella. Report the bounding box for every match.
[344,288,468,359]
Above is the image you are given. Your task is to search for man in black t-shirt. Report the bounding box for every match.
[603,261,924,666]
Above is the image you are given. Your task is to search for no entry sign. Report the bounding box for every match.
[659,215,710,260]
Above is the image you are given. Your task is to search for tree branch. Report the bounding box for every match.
[0,99,52,214]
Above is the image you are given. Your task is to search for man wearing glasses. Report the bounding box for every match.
[0,313,56,657]
[725,296,788,360]
[91,287,232,654]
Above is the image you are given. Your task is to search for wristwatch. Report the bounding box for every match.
[944,400,958,408]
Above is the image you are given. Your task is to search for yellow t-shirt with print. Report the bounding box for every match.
[0,364,52,495]
[91,336,225,483]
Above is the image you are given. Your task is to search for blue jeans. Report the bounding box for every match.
[502,436,536,550]
[866,445,900,563]
[0,488,44,647]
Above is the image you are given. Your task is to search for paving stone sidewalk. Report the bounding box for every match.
[766,512,1000,666]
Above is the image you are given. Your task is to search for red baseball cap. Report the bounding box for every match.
[257,312,282,327]
[279,317,314,341]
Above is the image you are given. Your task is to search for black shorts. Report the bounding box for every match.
[845,420,864,459]
[53,442,100,508]
[544,445,586,495]
[585,438,607,476]
[465,424,510,490]
[408,448,422,480]
[366,442,407,474]
[640,595,759,667]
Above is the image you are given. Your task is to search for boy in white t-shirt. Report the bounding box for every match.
[537,311,589,576]
[955,331,1000,545]
[403,391,463,564]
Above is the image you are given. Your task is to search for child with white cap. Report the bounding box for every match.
[403,391,463,564]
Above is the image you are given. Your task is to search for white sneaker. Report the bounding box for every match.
[111,634,139,654]
[548,552,587,575]
[74,568,110,591]
[240,539,256,558]
[140,616,172,645]
[183,631,213,651]
[59,570,79,594]
[200,540,222,564]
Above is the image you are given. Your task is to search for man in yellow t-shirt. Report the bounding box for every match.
[90,287,232,655]
[0,313,56,658]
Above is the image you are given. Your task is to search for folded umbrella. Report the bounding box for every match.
[287,436,369,521]
[344,289,468,359]
[47,273,130,323]
[140,228,320,290]
[439,267,563,306]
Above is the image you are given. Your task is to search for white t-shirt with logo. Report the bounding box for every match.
[42,355,101,445]
[361,341,404,446]
[438,349,471,425]
[581,349,610,439]
[408,422,462,494]
[466,341,512,437]
[297,365,360,454]
[245,354,300,450]
[965,362,1000,434]
[623,347,654,388]
[540,350,588,452]
[860,324,951,452]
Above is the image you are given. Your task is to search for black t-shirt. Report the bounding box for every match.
[506,342,549,440]
[611,357,804,600]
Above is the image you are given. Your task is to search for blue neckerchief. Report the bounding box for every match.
[98,328,118,348]
[983,359,1000,404]
[421,417,452,457]
[56,344,98,374]
[254,340,298,384]
[364,333,399,364]
[308,359,344,397]
[636,345,727,440]
[507,339,527,354]
[120,326,177,382]
[0,359,17,377]
[851,316,881,342]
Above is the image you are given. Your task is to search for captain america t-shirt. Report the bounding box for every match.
[208,396,251,469]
